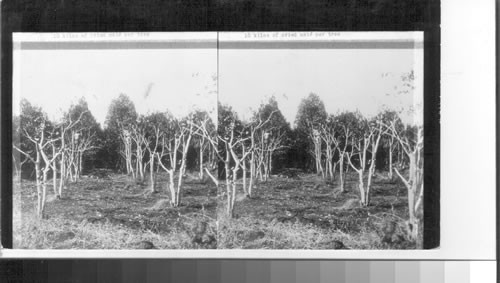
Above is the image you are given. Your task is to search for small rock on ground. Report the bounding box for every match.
[135,241,156,249]
[54,231,76,242]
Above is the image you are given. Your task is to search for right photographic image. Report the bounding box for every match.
[217,32,426,249]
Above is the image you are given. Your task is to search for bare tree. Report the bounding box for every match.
[310,126,325,178]
[143,113,167,193]
[13,115,45,217]
[377,110,402,179]
[15,120,61,217]
[120,126,136,179]
[226,122,252,216]
[189,115,219,186]
[345,115,384,207]
[190,110,213,180]
[12,116,29,181]
[130,118,150,182]
[64,125,97,183]
[333,112,358,192]
[241,109,276,196]
[216,105,255,217]
[156,116,193,207]
[14,101,85,217]
[50,112,87,198]
[384,121,423,245]
[295,93,327,176]
[320,115,339,181]
[105,94,138,175]
[12,153,28,181]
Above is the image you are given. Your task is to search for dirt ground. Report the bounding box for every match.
[13,170,217,249]
[217,169,418,249]
[13,169,419,250]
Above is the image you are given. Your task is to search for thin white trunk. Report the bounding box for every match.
[388,142,393,179]
[149,152,156,192]
[58,151,65,197]
[242,159,247,195]
[52,146,58,197]
[199,139,204,179]
[225,148,231,214]
[41,166,50,217]
[167,170,176,206]
[357,171,366,205]
[248,151,255,197]
[230,167,239,217]
[35,151,43,218]
[339,155,345,192]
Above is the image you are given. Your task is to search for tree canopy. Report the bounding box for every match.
[295,93,328,132]
[105,93,138,131]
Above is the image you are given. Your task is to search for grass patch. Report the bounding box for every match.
[14,171,217,249]
[15,213,192,249]
[217,171,419,249]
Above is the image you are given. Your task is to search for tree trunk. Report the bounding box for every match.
[314,139,324,177]
[332,161,337,182]
[12,155,20,181]
[325,146,333,180]
[408,184,416,224]
[68,161,74,183]
[125,146,131,175]
[398,146,404,168]
[135,150,139,180]
[75,152,79,180]
[167,170,176,206]
[149,153,156,193]
[366,161,376,206]
[52,162,58,198]
[319,141,324,178]
[388,142,393,179]
[76,151,80,179]
[59,152,65,197]
[248,151,255,197]
[137,146,145,182]
[176,159,187,207]
[269,151,273,177]
[395,154,422,247]
[339,156,345,192]
[357,171,367,206]
[315,142,319,174]
[225,149,232,215]
[229,167,238,217]
[242,159,247,196]
[125,137,135,179]
[199,140,204,179]
[175,173,182,207]
[41,166,50,218]
[35,155,43,218]
[52,146,58,197]
[262,151,268,181]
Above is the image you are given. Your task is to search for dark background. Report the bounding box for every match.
[1,0,441,278]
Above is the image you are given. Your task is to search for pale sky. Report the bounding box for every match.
[13,47,217,126]
[219,48,423,126]
[13,32,423,128]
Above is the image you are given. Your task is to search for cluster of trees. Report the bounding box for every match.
[218,74,422,241]
[14,94,217,218]
[217,97,291,216]
[14,73,422,242]
[13,98,100,217]
[294,93,423,241]
[105,94,217,208]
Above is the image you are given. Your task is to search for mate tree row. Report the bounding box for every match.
[14,95,217,218]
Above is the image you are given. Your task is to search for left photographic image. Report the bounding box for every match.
[12,32,218,249]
